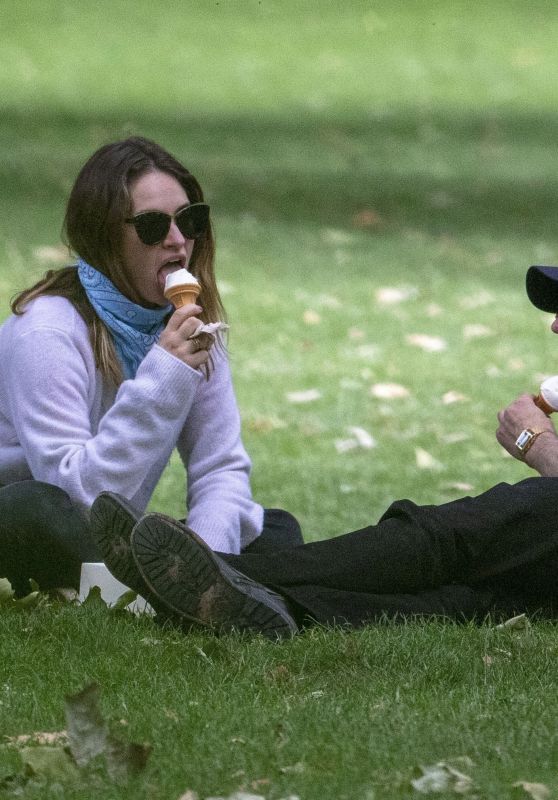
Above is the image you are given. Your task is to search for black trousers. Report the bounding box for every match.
[221,477,558,627]
[0,481,302,596]
[2,477,558,627]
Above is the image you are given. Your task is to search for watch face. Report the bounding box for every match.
[516,429,533,450]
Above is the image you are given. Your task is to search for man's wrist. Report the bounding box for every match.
[523,430,558,471]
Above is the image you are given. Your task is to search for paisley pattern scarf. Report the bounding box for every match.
[77,259,172,379]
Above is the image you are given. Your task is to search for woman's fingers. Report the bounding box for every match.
[189,332,214,352]
[158,304,213,369]
[164,304,203,332]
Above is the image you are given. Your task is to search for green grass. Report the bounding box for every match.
[2,1,558,797]
[2,603,558,799]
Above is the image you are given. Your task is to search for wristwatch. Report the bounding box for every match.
[515,428,546,454]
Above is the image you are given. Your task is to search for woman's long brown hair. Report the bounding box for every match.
[12,136,225,384]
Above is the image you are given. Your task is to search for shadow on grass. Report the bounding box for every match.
[2,105,558,238]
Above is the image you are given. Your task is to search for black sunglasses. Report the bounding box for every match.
[125,202,210,245]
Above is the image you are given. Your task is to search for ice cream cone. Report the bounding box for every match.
[534,375,558,415]
[164,283,201,309]
[534,394,557,415]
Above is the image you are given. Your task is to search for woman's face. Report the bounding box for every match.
[120,170,196,307]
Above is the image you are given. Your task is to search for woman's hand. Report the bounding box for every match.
[158,304,213,370]
[496,393,556,462]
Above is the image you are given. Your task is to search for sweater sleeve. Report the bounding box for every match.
[176,348,264,554]
[4,317,203,511]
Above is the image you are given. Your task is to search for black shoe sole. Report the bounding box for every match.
[89,492,147,596]
[131,514,298,639]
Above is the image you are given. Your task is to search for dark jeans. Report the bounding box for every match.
[222,477,558,626]
[0,481,98,596]
[0,481,301,595]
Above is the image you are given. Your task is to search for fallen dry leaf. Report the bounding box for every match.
[442,482,474,492]
[406,333,447,352]
[4,731,68,747]
[512,782,551,800]
[375,286,417,305]
[50,587,79,603]
[246,416,287,432]
[33,245,69,264]
[285,389,322,404]
[482,654,494,667]
[177,791,199,800]
[415,448,443,470]
[370,383,410,399]
[463,323,494,340]
[303,309,321,325]
[411,760,475,794]
[65,683,151,780]
[335,426,376,453]
[65,683,108,767]
[347,426,376,449]
[208,793,266,800]
[442,391,469,405]
[496,613,531,630]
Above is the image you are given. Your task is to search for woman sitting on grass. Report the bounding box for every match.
[0,136,302,598]
[1,136,558,639]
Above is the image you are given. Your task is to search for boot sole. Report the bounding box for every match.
[131,514,298,639]
[89,492,146,596]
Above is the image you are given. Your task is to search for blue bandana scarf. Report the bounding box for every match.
[77,259,172,379]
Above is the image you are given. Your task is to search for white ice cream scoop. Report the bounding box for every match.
[164,268,201,308]
[534,375,558,414]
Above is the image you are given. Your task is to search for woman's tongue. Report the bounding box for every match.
[159,261,182,290]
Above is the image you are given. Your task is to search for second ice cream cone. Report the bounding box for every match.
[534,375,558,415]
[534,394,557,415]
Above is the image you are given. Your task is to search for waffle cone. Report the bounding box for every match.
[534,394,557,415]
[164,283,201,309]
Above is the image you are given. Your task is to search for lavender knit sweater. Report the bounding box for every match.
[0,296,263,554]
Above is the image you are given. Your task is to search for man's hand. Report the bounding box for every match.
[496,393,557,468]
